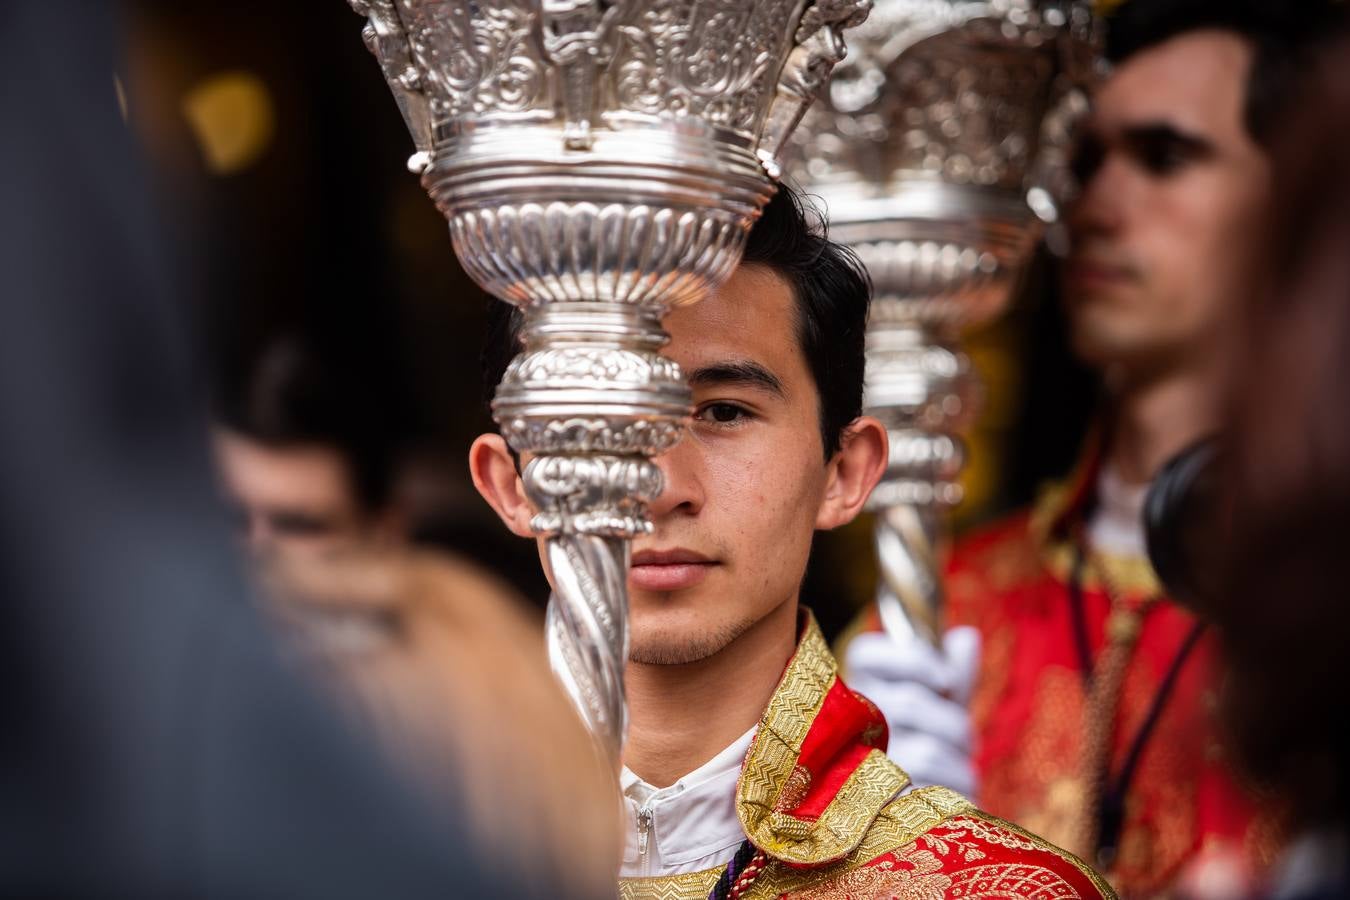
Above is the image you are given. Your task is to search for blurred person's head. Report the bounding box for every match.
[263,546,622,895]
[469,188,887,664]
[1063,0,1334,388]
[214,333,407,559]
[1221,34,1350,837]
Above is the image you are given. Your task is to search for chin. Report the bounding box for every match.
[627,610,752,666]
[1072,321,1189,382]
[1069,314,1153,369]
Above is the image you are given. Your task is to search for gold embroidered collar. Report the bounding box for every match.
[735,611,910,867]
[1028,437,1164,598]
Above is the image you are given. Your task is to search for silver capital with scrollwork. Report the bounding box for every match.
[787,0,1097,646]
[346,0,869,765]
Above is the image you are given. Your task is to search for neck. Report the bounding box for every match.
[623,597,799,789]
[1106,364,1220,486]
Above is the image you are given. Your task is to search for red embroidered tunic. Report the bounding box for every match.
[936,459,1277,895]
[620,611,1114,899]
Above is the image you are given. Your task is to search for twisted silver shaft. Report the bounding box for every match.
[505,310,680,764]
[874,501,944,646]
[545,536,629,765]
[863,325,970,647]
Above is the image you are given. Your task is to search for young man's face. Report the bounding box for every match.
[471,263,886,665]
[1063,29,1272,381]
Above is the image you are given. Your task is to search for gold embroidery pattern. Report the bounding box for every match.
[739,616,913,866]
[614,790,962,900]
[1109,657,1201,890]
[768,828,1083,899]
[1027,478,1073,549]
[978,633,1202,894]
[1042,541,1162,598]
[1016,443,1162,599]
[944,815,1042,853]
[981,531,1045,594]
[754,746,909,862]
[855,787,975,859]
[618,798,1112,900]
[793,751,908,855]
[776,765,813,812]
[789,848,950,899]
[622,618,1114,899]
[969,621,1015,737]
[1029,476,1159,598]
[948,864,1081,899]
[619,868,720,900]
[966,812,1117,899]
[915,786,980,818]
[739,616,835,834]
[742,787,974,897]
[985,665,1084,849]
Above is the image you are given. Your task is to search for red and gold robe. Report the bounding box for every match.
[872,454,1276,895]
[620,612,1113,899]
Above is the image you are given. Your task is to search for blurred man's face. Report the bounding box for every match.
[1064,30,1271,381]
[214,430,398,559]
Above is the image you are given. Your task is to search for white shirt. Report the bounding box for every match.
[619,726,756,878]
[1086,464,1150,559]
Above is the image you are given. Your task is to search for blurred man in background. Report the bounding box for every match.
[213,332,409,559]
[210,324,621,895]
[844,1,1342,894]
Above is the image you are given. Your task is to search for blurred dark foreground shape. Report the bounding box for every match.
[0,3,609,896]
[1218,32,1350,900]
[1146,27,1350,898]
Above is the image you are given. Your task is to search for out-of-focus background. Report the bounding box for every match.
[120,0,1098,641]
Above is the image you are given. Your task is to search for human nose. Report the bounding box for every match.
[1069,153,1129,240]
[244,512,273,554]
[645,435,705,520]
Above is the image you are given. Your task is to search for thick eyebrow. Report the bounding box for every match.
[1120,122,1215,158]
[686,360,786,398]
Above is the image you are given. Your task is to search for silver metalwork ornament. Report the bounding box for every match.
[347,0,869,764]
[787,0,1097,645]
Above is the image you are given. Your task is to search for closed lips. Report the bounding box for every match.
[629,549,716,591]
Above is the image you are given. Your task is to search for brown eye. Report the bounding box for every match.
[1140,141,1190,176]
[269,511,338,537]
[1070,135,1105,188]
[698,403,749,425]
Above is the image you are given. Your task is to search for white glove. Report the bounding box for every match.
[843,626,981,797]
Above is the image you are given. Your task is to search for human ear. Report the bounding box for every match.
[468,433,535,538]
[815,416,888,531]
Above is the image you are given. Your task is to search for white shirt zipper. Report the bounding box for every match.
[636,805,654,875]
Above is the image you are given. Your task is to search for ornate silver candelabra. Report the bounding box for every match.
[788,0,1095,644]
[347,0,868,762]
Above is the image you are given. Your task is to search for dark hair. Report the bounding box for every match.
[214,333,403,511]
[480,185,872,459]
[1104,0,1344,146]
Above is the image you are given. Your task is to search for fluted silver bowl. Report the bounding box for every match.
[789,0,1097,644]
